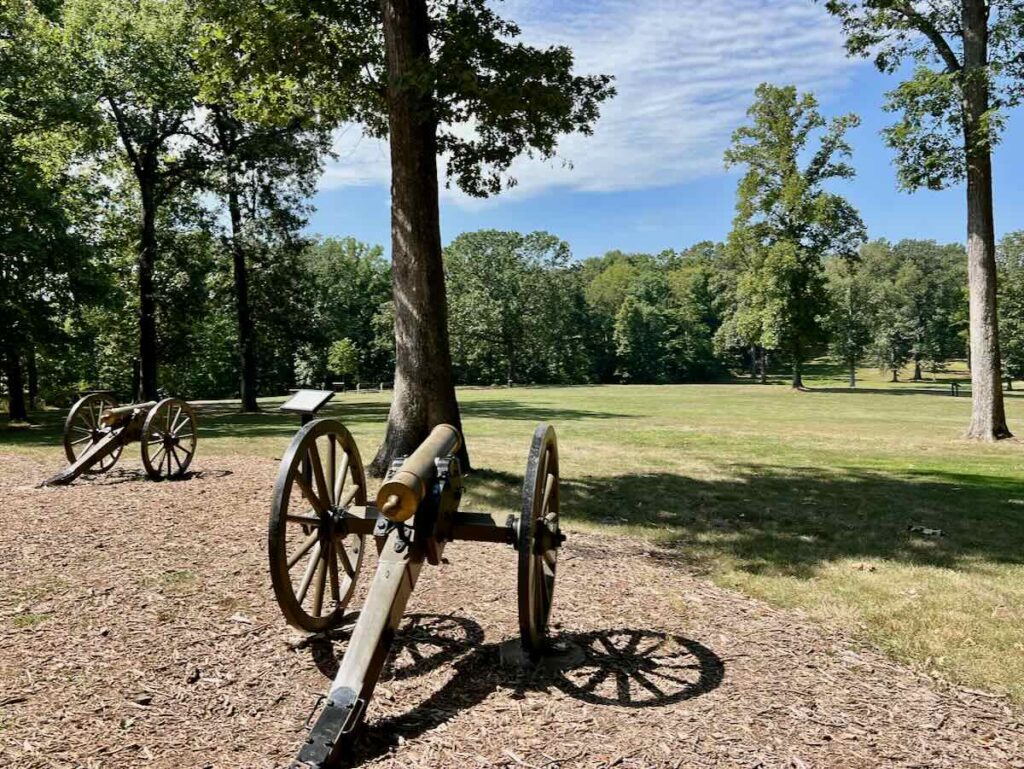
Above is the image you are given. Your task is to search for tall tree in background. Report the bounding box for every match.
[825,257,876,387]
[371,0,613,473]
[194,4,345,411]
[997,232,1024,387]
[64,0,203,401]
[1,0,99,420]
[722,84,865,388]
[822,0,1022,438]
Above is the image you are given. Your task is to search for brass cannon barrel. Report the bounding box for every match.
[376,424,461,522]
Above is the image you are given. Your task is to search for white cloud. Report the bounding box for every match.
[321,0,861,206]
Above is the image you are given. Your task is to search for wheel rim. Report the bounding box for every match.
[518,423,560,656]
[141,398,197,479]
[269,419,366,632]
[63,393,122,473]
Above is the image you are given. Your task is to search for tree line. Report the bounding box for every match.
[12,212,1024,408]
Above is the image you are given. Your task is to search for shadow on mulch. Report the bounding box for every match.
[306,614,724,766]
[38,467,234,487]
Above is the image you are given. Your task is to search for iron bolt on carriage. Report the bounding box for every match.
[267,419,563,768]
[43,392,198,486]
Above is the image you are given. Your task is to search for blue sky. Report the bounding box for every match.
[306,0,1024,261]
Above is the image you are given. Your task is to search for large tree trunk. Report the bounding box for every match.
[138,174,159,401]
[371,0,469,476]
[962,1,1011,439]
[227,169,259,412]
[849,358,856,388]
[912,355,922,381]
[4,350,27,421]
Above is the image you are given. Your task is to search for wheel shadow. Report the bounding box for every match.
[51,467,234,486]
[321,618,723,766]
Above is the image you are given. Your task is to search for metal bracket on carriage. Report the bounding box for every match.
[292,688,365,769]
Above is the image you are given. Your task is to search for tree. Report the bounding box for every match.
[825,257,876,387]
[998,232,1024,387]
[300,237,393,384]
[445,230,588,385]
[327,339,360,384]
[889,240,966,379]
[722,84,865,388]
[63,0,203,400]
[822,0,1021,437]
[370,0,613,473]
[1,0,100,420]
[193,6,340,411]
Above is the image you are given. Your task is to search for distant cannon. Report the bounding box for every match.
[42,393,197,486]
[267,419,563,768]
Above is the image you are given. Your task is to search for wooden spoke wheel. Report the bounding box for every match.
[269,418,367,632]
[141,398,197,480]
[518,423,562,657]
[63,393,121,473]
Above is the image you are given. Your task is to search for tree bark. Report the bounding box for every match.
[961,0,1011,439]
[849,358,856,388]
[891,368,898,383]
[226,167,259,412]
[27,344,37,410]
[791,344,803,389]
[138,172,159,401]
[759,348,767,384]
[371,0,469,476]
[4,351,27,421]
[912,356,922,381]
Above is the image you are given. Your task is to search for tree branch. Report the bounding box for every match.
[892,1,962,72]
[103,93,143,175]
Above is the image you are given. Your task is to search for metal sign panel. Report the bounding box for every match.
[280,389,335,415]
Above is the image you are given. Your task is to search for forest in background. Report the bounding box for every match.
[11,224,1024,408]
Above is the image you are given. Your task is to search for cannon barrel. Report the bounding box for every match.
[376,424,461,522]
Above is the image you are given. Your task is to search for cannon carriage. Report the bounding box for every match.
[43,392,198,486]
[267,418,563,769]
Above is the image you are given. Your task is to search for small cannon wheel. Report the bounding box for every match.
[140,398,197,480]
[518,423,561,657]
[63,393,122,473]
[269,419,367,632]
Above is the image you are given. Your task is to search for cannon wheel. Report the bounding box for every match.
[140,398,197,480]
[63,393,122,473]
[269,418,367,632]
[518,423,561,657]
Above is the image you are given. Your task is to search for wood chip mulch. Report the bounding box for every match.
[1,451,1021,768]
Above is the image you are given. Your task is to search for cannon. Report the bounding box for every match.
[268,419,563,768]
[42,392,198,486]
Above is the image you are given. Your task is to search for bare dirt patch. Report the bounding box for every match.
[1,451,1021,768]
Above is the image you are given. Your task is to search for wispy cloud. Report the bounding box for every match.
[321,0,861,205]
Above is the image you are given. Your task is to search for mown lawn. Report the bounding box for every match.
[4,363,1024,703]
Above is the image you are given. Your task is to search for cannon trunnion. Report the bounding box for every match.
[267,420,564,768]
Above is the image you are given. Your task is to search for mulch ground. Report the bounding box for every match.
[1,450,1022,769]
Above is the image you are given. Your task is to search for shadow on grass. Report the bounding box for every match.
[468,463,1024,577]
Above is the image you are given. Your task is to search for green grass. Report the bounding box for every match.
[12,613,51,629]
[4,363,1024,701]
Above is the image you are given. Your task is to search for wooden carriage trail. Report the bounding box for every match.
[1,451,1022,768]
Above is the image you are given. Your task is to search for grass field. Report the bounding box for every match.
[4,362,1024,704]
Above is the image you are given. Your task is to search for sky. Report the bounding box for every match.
[306,0,1024,261]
